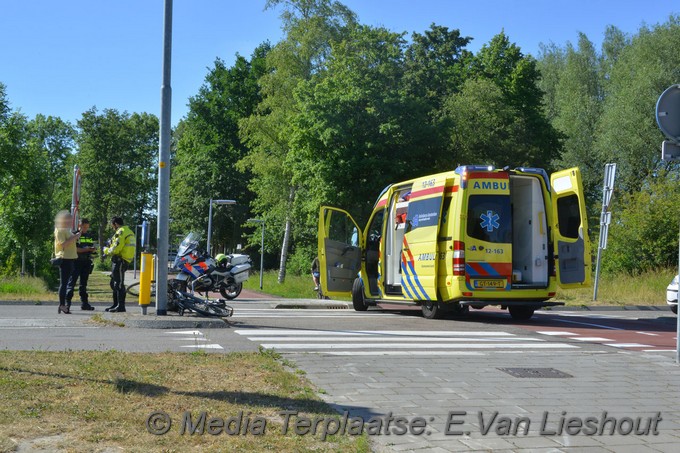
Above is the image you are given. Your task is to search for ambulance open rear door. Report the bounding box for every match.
[401,175,447,301]
[550,168,591,288]
[318,207,363,298]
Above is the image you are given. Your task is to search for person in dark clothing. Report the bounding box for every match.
[66,218,96,310]
[311,257,320,291]
[103,217,135,313]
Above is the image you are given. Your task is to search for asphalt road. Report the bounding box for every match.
[3,301,680,452]
[0,301,676,355]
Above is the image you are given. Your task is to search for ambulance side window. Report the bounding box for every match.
[556,195,580,239]
[367,209,385,250]
[328,212,359,247]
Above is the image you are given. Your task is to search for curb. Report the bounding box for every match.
[98,312,229,329]
[274,300,350,310]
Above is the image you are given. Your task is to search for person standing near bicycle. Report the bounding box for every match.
[103,217,135,313]
[66,218,96,311]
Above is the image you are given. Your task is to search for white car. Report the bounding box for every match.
[667,275,679,314]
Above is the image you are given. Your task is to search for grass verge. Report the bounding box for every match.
[88,313,125,328]
[244,271,321,299]
[0,276,48,298]
[557,267,674,307]
[0,350,369,452]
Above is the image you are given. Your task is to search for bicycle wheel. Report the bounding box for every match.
[126,281,141,297]
[126,281,156,297]
[176,292,233,318]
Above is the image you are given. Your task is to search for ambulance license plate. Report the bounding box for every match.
[473,279,505,289]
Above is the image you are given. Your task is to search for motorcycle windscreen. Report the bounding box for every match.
[401,175,446,301]
[174,232,200,268]
[318,207,362,298]
[551,168,591,288]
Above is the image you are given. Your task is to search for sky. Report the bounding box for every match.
[1,1,677,127]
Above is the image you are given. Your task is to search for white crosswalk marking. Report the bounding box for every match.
[232,309,399,318]
[235,329,579,356]
[164,329,223,350]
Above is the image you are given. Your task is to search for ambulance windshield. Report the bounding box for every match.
[466,195,512,243]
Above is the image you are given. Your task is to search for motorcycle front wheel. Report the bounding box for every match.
[220,282,243,300]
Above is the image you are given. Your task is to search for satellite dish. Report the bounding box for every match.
[656,84,680,142]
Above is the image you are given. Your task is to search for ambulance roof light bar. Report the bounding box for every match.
[454,165,495,175]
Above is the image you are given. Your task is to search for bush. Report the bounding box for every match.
[603,175,680,274]
[0,276,48,294]
[286,245,316,276]
[94,257,112,272]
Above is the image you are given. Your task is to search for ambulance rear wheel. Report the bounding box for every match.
[509,306,535,320]
[352,278,368,311]
[421,300,442,319]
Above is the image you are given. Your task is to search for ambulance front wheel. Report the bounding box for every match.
[421,300,442,319]
[509,306,535,320]
[352,278,369,311]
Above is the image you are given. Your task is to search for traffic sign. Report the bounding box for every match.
[656,84,680,142]
[661,140,680,162]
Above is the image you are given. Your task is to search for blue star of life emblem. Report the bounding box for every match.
[480,210,500,232]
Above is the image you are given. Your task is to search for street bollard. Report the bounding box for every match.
[139,252,152,315]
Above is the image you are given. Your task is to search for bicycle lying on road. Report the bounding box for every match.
[126,280,233,318]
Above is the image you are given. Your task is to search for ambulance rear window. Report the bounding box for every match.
[467,195,511,244]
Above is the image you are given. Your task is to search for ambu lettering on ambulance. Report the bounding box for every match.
[417,253,436,261]
[473,181,507,190]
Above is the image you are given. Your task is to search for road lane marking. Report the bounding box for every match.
[180,344,223,349]
[573,337,614,342]
[247,336,545,342]
[546,318,624,330]
[636,332,659,336]
[536,331,577,336]
[321,351,487,356]
[259,343,578,350]
[164,330,204,335]
[0,326,100,329]
[604,343,650,348]
[235,330,516,336]
[165,330,225,350]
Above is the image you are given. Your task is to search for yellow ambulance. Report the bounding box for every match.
[317,165,590,320]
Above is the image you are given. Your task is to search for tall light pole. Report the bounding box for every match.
[248,218,265,290]
[155,0,173,316]
[207,199,236,256]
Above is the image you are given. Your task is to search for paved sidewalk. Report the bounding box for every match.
[292,349,680,452]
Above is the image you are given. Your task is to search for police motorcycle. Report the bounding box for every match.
[170,232,252,302]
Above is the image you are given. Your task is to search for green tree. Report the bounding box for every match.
[595,16,680,194]
[552,33,604,204]
[403,24,474,168]
[239,0,356,282]
[27,114,77,210]
[448,32,560,168]
[76,108,158,253]
[171,44,269,252]
[292,24,420,228]
[536,42,566,123]
[604,174,680,274]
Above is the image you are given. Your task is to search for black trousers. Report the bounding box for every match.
[66,260,91,304]
[58,259,75,306]
[110,258,129,307]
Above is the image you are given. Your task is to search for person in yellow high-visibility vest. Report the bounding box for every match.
[103,216,135,313]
